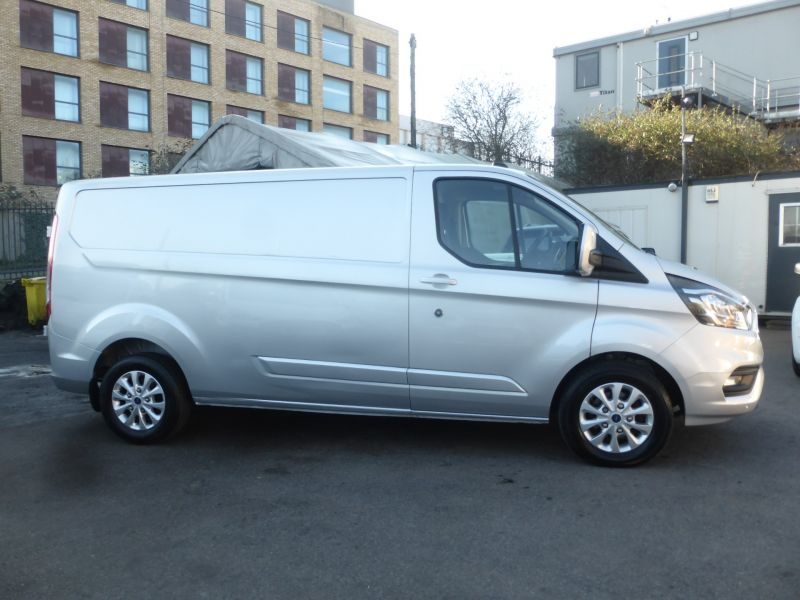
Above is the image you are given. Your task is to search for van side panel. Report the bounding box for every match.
[51,174,412,410]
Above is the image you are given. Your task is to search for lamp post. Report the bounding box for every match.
[409,34,417,149]
[680,94,695,264]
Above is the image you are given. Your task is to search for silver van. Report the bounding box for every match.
[47,165,763,466]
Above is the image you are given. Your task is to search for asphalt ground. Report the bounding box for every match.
[0,326,798,599]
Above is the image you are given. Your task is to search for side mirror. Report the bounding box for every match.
[578,224,598,277]
[795,263,800,275]
[642,247,657,256]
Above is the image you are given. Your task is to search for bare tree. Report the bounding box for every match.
[446,78,540,165]
[148,140,193,175]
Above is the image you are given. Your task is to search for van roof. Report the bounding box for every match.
[61,164,569,199]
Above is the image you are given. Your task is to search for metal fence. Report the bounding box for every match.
[512,156,555,177]
[1,195,54,281]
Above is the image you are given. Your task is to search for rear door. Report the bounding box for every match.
[408,170,598,419]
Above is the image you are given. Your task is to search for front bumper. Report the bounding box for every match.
[661,323,763,426]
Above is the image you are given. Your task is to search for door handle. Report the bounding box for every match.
[420,274,458,286]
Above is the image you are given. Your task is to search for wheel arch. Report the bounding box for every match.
[90,338,191,411]
[549,352,685,425]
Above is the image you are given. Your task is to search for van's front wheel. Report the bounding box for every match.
[558,362,673,467]
[99,355,192,443]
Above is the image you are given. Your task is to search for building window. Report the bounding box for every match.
[191,44,210,84]
[323,27,351,66]
[278,64,310,104]
[364,131,389,145]
[20,1,79,57]
[127,28,148,70]
[102,145,150,177]
[364,40,388,76]
[323,124,352,139]
[21,68,80,122]
[323,76,351,113]
[99,82,149,131]
[277,11,309,54]
[99,18,148,71]
[227,105,264,124]
[245,2,262,41]
[225,0,262,41]
[168,94,210,139]
[109,0,147,10]
[189,0,208,25]
[657,37,686,88]
[166,0,208,26]
[128,149,149,175]
[781,204,800,246]
[191,100,210,138]
[53,7,78,56]
[226,50,262,95]
[127,89,149,131]
[23,136,80,186]
[166,36,209,84]
[278,115,311,132]
[54,75,79,121]
[575,51,599,89]
[245,56,262,94]
[364,86,389,121]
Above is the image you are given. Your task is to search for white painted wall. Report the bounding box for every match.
[570,174,800,313]
[570,185,682,260]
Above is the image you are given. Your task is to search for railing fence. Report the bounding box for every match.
[0,196,54,281]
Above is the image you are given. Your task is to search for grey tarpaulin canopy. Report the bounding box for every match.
[171,115,484,174]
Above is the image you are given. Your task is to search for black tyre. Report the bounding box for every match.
[793,357,800,378]
[557,361,673,467]
[99,354,192,443]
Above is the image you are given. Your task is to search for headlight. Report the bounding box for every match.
[667,275,756,331]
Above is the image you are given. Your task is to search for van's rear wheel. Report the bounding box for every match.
[558,361,673,467]
[100,354,192,443]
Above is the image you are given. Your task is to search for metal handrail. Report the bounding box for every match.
[634,51,799,120]
[762,76,800,114]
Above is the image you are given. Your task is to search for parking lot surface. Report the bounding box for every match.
[0,327,798,599]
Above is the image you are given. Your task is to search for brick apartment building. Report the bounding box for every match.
[0,0,399,200]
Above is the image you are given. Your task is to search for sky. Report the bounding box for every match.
[355,0,759,152]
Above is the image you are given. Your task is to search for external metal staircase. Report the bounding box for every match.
[635,51,800,124]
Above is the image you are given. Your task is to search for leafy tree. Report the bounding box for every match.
[446,78,541,165]
[557,96,800,186]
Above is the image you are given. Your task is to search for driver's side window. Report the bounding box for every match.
[434,178,580,273]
